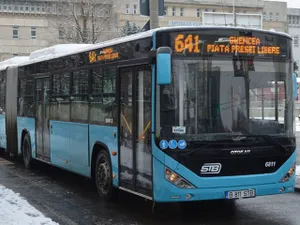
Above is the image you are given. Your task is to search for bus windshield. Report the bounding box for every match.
[156,58,294,142]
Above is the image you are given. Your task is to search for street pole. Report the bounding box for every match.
[233,0,237,26]
[149,0,159,29]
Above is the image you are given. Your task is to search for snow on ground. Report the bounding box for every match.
[0,184,59,225]
[296,118,300,132]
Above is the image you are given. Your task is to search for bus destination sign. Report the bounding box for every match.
[173,34,281,55]
[88,48,119,63]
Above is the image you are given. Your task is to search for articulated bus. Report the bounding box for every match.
[0,27,296,205]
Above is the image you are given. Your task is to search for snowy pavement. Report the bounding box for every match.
[0,184,59,225]
[296,165,300,191]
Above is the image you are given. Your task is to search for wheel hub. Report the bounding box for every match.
[97,160,111,194]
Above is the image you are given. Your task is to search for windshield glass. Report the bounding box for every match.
[155,58,294,142]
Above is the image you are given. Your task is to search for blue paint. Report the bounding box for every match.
[157,53,171,85]
[0,114,6,149]
[151,31,156,134]
[159,140,168,150]
[151,31,165,164]
[152,143,296,202]
[168,140,177,149]
[17,117,35,157]
[50,121,91,177]
[89,125,118,187]
[69,123,89,177]
[177,140,187,150]
[50,121,71,171]
[37,120,118,182]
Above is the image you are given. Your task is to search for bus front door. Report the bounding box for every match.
[35,77,50,161]
[119,66,153,198]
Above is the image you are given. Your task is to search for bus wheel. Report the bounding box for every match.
[95,150,117,201]
[22,134,32,169]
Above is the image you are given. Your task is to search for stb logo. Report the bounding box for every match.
[200,163,222,174]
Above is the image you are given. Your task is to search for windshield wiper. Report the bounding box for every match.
[180,135,290,158]
[182,139,238,157]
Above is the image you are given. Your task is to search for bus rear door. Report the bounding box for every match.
[35,77,50,161]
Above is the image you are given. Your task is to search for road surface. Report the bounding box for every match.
[0,154,300,225]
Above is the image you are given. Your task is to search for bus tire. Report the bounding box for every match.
[95,150,117,201]
[22,134,33,169]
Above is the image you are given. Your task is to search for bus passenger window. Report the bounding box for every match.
[135,67,152,191]
[90,67,117,125]
[50,73,70,121]
[71,70,89,122]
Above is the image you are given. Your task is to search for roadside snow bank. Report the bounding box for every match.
[0,184,59,225]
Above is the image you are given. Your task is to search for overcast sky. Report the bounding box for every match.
[272,0,300,8]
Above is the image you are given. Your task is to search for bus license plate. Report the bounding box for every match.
[225,189,256,199]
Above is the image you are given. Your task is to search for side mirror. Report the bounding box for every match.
[157,47,172,85]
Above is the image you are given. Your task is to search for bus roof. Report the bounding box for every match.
[18,26,292,67]
[0,56,30,71]
[29,44,92,61]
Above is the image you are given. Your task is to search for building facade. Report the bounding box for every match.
[262,1,288,33]
[0,0,118,60]
[0,0,290,60]
[118,0,289,32]
[118,0,265,29]
[288,7,300,68]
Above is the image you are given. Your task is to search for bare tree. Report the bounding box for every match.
[48,0,116,44]
[120,21,143,37]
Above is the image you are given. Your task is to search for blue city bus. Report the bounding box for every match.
[0,27,296,204]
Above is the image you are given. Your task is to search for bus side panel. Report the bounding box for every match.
[69,122,89,177]
[50,121,71,171]
[89,125,118,186]
[17,117,36,157]
[0,114,6,149]
[6,66,18,155]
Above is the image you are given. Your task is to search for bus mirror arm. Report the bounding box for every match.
[148,50,157,64]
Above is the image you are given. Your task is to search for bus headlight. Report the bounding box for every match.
[165,167,196,188]
[280,163,296,183]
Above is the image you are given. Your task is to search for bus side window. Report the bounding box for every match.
[18,75,34,117]
[50,73,70,121]
[90,66,117,125]
[71,70,89,123]
[0,71,5,114]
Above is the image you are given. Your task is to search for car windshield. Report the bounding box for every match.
[155,58,294,142]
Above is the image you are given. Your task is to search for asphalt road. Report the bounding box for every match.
[0,154,300,225]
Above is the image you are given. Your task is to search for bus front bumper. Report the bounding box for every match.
[153,177,295,202]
